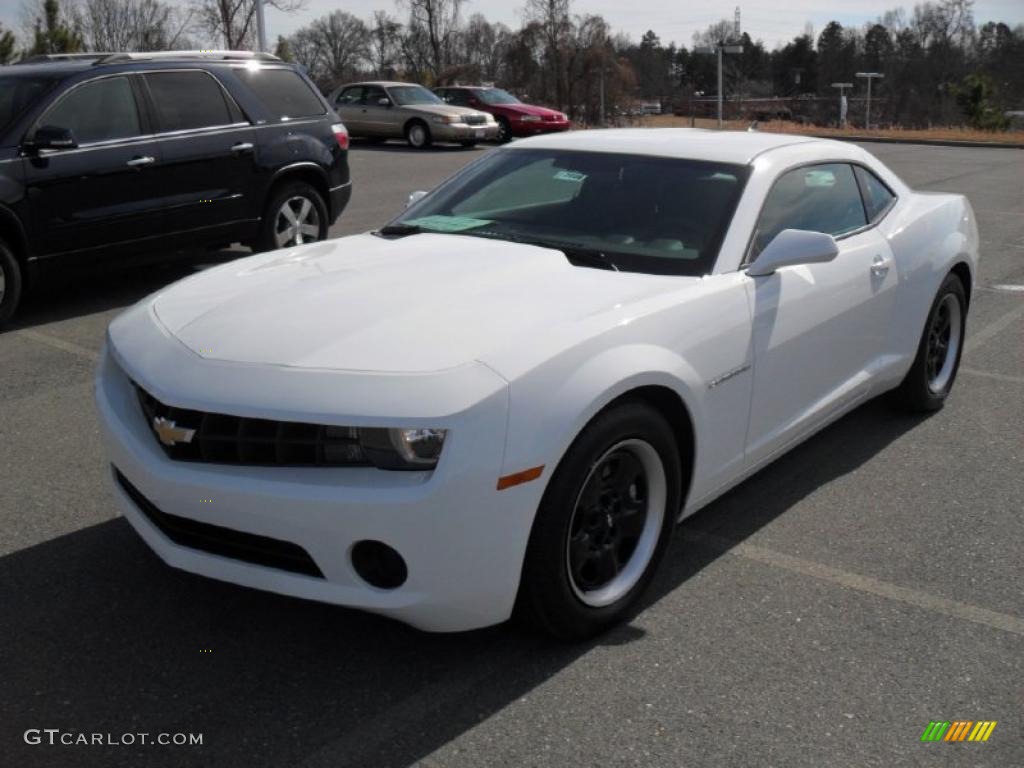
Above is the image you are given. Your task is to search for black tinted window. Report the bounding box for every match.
[362,86,387,104]
[40,76,140,144]
[0,75,57,132]
[855,166,896,222]
[146,72,232,131]
[752,163,867,256]
[237,68,325,120]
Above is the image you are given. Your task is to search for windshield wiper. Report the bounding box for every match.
[466,230,620,272]
[377,223,428,237]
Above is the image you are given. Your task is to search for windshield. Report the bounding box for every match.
[386,149,751,276]
[0,75,58,133]
[478,88,521,105]
[389,85,444,106]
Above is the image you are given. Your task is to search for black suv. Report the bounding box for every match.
[0,51,351,325]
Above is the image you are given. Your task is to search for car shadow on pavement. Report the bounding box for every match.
[0,397,928,768]
[349,139,492,154]
[6,249,245,333]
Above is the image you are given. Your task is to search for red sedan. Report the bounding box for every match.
[433,86,571,142]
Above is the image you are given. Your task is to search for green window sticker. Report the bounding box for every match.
[404,215,493,232]
[554,170,587,183]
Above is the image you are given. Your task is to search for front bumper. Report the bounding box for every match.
[431,122,500,142]
[94,311,546,632]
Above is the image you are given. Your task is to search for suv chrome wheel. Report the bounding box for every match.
[274,195,321,248]
[566,439,666,608]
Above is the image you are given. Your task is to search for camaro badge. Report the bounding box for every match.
[152,417,196,447]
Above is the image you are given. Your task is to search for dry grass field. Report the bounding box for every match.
[636,114,1024,145]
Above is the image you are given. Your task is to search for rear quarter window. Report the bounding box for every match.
[237,68,326,121]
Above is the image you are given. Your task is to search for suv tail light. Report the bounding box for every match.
[331,123,349,150]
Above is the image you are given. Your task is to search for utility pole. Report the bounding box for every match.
[831,82,852,128]
[695,42,743,128]
[855,72,884,130]
[255,0,267,52]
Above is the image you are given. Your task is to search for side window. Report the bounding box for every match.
[235,68,326,120]
[435,89,450,102]
[145,71,233,132]
[362,86,387,105]
[855,166,896,223]
[38,76,141,144]
[448,90,471,106]
[335,86,362,105]
[750,163,867,259]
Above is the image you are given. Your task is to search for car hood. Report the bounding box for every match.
[501,103,563,117]
[401,103,487,119]
[151,233,682,374]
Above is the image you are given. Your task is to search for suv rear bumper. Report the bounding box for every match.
[328,181,352,225]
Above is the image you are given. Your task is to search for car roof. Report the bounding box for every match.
[509,128,844,165]
[345,81,423,88]
[0,61,93,77]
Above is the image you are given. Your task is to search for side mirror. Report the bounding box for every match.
[746,229,839,277]
[28,125,77,151]
[378,97,391,107]
[406,190,428,208]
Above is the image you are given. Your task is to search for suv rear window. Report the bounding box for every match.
[145,71,234,132]
[237,68,325,121]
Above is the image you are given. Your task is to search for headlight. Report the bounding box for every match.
[357,427,448,470]
[518,115,541,123]
[432,115,461,124]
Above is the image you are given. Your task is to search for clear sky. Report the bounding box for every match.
[5,0,1023,51]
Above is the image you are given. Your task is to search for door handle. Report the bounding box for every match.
[231,142,254,153]
[870,255,891,277]
[125,155,155,167]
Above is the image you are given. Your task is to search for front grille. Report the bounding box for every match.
[134,384,370,467]
[464,114,487,125]
[114,468,324,578]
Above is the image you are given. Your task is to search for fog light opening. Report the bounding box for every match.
[351,540,408,589]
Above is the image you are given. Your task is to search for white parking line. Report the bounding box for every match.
[15,329,99,362]
[965,300,1024,352]
[691,532,1024,636]
[960,367,1024,384]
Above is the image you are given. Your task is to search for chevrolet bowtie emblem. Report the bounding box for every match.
[152,416,196,447]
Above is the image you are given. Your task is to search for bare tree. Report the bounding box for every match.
[76,0,191,51]
[523,0,571,106]
[191,0,305,50]
[400,0,463,77]
[310,11,368,86]
[368,10,402,77]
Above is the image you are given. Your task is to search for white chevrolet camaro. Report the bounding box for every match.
[96,129,978,639]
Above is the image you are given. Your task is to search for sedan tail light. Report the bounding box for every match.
[331,123,349,150]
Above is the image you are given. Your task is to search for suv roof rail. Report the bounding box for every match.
[92,50,282,65]
[17,53,114,64]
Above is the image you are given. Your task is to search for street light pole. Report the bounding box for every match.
[696,42,743,128]
[255,0,267,53]
[831,82,853,128]
[855,72,884,130]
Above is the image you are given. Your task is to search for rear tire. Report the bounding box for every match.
[517,401,682,641]
[253,181,328,253]
[896,272,967,411]
[0,238,23,329]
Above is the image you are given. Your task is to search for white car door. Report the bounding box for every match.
[743,162,899,467]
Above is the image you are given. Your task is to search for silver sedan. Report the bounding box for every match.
[329,81,499,148]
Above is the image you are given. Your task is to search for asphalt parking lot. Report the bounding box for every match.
[1,138,1022,767]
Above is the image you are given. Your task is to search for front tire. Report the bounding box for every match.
[405,120,432,149]
[253,181,328,253]
[0,238,23,329]
[517,401,682,640]
[896,272,967,411]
